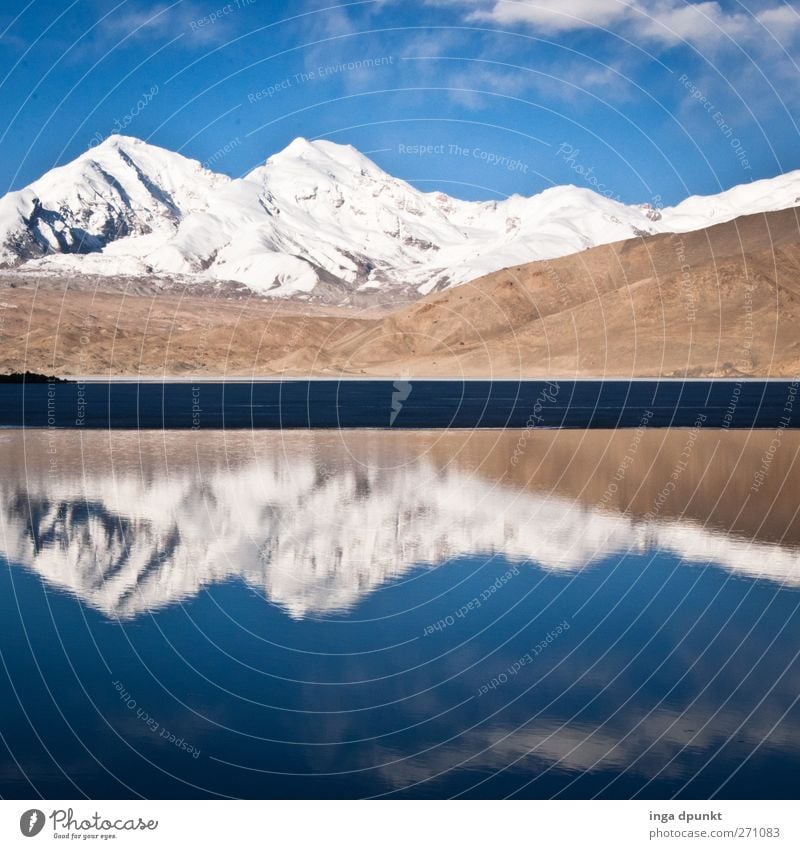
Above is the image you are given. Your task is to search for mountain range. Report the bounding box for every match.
[3,134,800,305]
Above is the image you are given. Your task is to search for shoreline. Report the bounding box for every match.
[9,375,799,383]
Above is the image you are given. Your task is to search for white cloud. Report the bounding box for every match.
[439,0,800,48]
[95,1,242,47]
[631,1,758,45]
[757,3,800,31]
[98,3,176,38]
[469,0,633,32]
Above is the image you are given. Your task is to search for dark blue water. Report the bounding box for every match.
[1,379,797,428]
[1,429,799,799]
[2,550,799,799]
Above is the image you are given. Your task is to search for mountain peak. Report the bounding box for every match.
[91,132,142,149]
[264,136,381,173]
[0,134,226,268]
[277,136,324,157]
[81,134,164,162]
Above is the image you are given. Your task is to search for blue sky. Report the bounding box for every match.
[1,0,799,204]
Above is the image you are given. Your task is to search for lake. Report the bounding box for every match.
[1,426,800,799]
[1,379,798,428]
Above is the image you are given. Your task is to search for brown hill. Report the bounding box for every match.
[330,205,800,377]
[1,206,799,377]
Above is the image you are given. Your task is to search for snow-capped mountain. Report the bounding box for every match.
[0,136,228,267]
[2,134,800,303]
[1,430,797,620]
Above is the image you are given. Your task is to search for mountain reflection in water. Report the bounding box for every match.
[1,427,800,799]
[2,429,799,618]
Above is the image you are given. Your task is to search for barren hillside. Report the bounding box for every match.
[2,206,799,378]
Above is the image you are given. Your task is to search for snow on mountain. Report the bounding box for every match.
[1,431,797,620]
[2,134,800,303]
[660,170,800,232]
[0,135,228,269]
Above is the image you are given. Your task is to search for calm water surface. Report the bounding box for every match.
[1,427,799,799]
[1,379,798,428]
